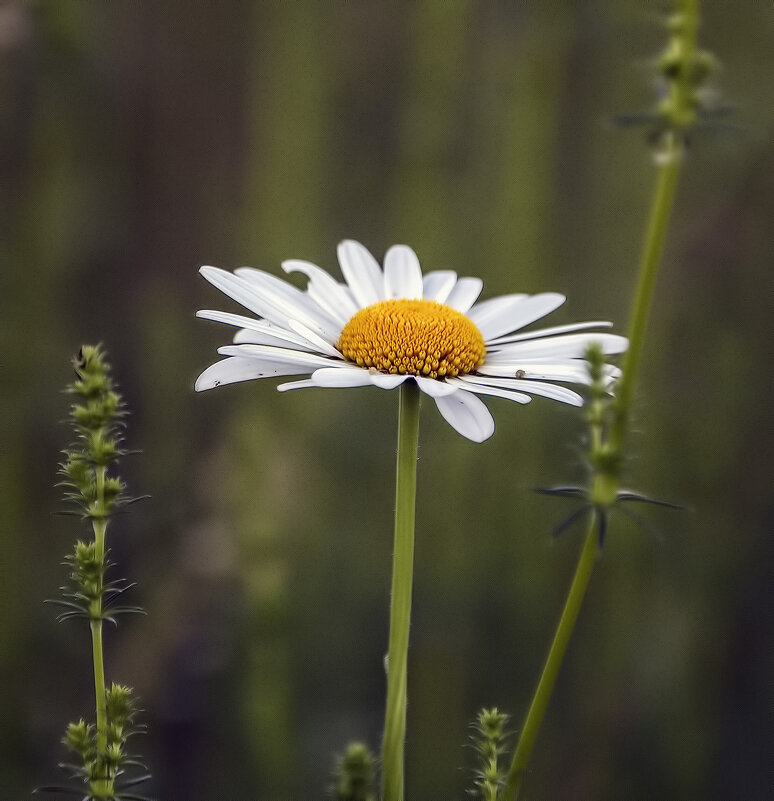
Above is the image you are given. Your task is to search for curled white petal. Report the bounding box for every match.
[414,376,458,398]
[282,259,359,323]
[434,391,495,442]
[370,373,410,390]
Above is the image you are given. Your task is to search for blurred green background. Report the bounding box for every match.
[2,2,773,798]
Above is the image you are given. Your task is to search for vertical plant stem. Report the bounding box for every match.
[502,0,699,784]
[609,133,684,453]
[381,381,421,801]
[90,613,107,757]
[91,465,110,793]
[501,512,598,800]
[502,141,685,800]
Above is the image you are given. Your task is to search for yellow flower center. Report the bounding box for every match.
[337,299,486,379]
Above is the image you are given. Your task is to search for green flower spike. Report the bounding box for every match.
[469,708,512,801]
[37,346,151,801]
[331,742,376,801]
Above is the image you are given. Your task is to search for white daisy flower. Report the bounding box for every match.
[196,241,627,442]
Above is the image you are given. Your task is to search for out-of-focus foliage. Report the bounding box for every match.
[2,2,772,798]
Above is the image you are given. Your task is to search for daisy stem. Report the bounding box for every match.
[381,380,421,801]
[501,511,598,801]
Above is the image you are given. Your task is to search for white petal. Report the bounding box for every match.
[456,375,582,406]
[446,378,531,404]
[287,319,343,357]
[197,309,264,328]
[309,366,374,388]
[282,259,359,323]
[485,332,628,361]
[234,267,341,343]
[466,293,524,317]
[383,244,424,300]
[200,266,280,322]
[198,309,313,349]
[337,240,384,307]
[434,391,495,442]
[218,344,339,371]
[414,376,458,397]
[195,356,304,391]
[276,378,318,392]
[232,328,314,349]
[370,373,410,390]
[422,270,457,303]
[510,380,584,406]
[470,293,565,341]
[477,360,592,384]
[444,277,483,312]
[487,320,612,346]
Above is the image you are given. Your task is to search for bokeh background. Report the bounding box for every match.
[2,2,773,799]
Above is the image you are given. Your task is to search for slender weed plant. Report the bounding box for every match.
[37,346,151,801]
[499,4,718,797]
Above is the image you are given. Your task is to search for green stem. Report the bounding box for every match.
[609,132,684,453]
[381,381,421,801]
[90,614,107,761]
[502,2,700,789]
[502,512,598,800]
[91,466,111,795]
[502,142,686,800]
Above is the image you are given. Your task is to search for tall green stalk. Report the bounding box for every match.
[501,513,598,799]
[502,134,686,801]
[90,466,109,794]
[43,346,149,800]
[608,135,683,458]
[381,381,421,801]
[500,1,706,794]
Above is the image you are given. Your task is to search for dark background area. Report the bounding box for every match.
[1,2,773,799]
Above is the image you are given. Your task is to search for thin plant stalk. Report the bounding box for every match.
[381,380,421,801]
[90,465,110,795]
[608,133,683,456]
[45,346,149,799]
[501,512,598,799]
[502,18,695,794]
